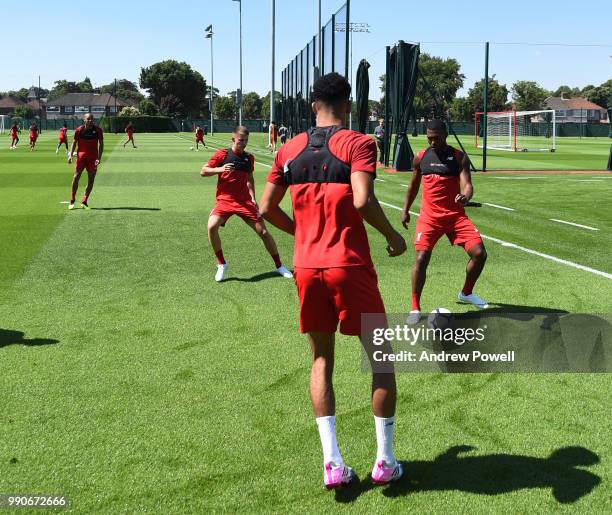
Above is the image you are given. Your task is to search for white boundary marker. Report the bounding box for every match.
[483,202,515,211]
[378,200,611,280]
[549,219,599,231]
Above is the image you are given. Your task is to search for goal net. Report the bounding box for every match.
[475,110,556,152]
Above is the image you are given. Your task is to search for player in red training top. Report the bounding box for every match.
[9,123,20,149]
[28,123,39,151]
[67,113,104,210]
[260,73,407,488]
[267,121,278,153]
[56,124,69,155]
[122,122,137,148]
[200,125,293,282]
[195,126,205,151]
[402,119,488,318]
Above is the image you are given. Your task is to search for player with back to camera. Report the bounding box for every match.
[260,72,407,488]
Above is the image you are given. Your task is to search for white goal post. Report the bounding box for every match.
[475,109,556,152]
[0,115,7,134]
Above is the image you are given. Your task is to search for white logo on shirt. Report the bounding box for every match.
[417,232,422,241]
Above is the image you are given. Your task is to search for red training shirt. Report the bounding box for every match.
[74,125,103,158]
[268,127,377,269]
[58,127,68,141]
[207,148,255,204]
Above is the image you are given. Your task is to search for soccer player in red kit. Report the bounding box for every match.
[267,121,278,153]
[200,125,293,282]
[28,123,39,151]
[260,73,407,488]
[67,113,104,210]
[195,126,205,151]
[9,123,20,149]
[402,120,488,318]
[56,124,69,154]
[122,122,137,148]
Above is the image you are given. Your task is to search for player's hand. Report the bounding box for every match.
[386,230,407,257]
[455,194,469,205]
[223,163,235,172]
[95,159,100,166]
[401,210,410,229]
[67,156,72,164]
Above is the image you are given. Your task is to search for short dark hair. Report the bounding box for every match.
[233,125,249,135]
[312,72,351,106]
[427,120,447,132]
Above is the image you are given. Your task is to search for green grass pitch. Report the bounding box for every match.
[1,130,611,512]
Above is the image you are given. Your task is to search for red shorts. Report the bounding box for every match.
[211,200,261,223]
[294,266,385,336]
[29,136,37,143]
[414,214,482,252]
[76,155,98,173]
[127,132,134,140]
[196,136,204,143]
[58,137,67,143]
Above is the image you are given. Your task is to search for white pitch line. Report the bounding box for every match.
[378,200,611,280]
[549,219,599,231]
[59,201,70,204]
[488,177,532,180]
[571,180,603,183]
[375,178,386,182]
[483,202,515,211]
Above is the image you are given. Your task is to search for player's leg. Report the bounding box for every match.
[243,217,292,277]
[81,170,96,208]
[411,250,432,317]
[208,213,228,281]
[131,136,136,148]
[70,170,83,209]
[459,242,488,308]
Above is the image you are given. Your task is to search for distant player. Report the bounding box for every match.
[374,118,385,164]
[67,113,104,210]
[278,123,288,145]
[200,125,293,282]
[195,125,205,151]
[267,121,278,152]
[260,73,406,488]
[56,124,69,154]
[122,122,137,148]
[402,119,488,319]
[28,123,39,151]
[9,123,20,149]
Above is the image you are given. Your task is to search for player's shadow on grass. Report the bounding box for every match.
[460,302,569,316]
[223,271,284,283]
[366,445,600,504]
[90,207,161,211]
[0,329,59,349]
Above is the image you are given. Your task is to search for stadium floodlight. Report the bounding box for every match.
[205,25,214,135]
[232,0,243,125]
[475,110,556,152]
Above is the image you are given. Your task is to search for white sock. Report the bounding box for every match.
[374,415,396,464]
[316,416,343,465]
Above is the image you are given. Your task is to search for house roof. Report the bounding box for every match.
[27,99,45,110]
[47,92,134,107]
[0,96,25,108]
[545,96,606,111]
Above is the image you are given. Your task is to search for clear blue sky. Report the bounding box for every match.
[3,1,611,100]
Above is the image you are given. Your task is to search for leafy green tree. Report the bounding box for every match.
[158,95,185,117]
[77,77,94,93]
[100,79,144,103]
[582,80,612,109]
[511,81,549,111]
[467,75,509,114]
[118,106,141,117]
[13,105,34,119]
[261,91,282,120]
[138,99,159,115]
[214,95,237,119]
[140,60,206,117]
[449,97,473,121]
[48,80,86,100]
[242,92,262,118]
[552,85,581,98]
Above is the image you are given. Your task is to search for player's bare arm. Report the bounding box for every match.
[96,138,104,165]
[259,182,295,235]
[456,153,473,205]
[68,140,77,163]
[401,155,422,228]
[200,162,234,177]
[351,171,406,257]
[246,172,257,204]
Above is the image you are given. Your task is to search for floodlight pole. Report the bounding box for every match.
[233,0,243,125]
[270,0,275,125]
[316,0,322,78]
[205,25,214,135]
[482,41,489,172]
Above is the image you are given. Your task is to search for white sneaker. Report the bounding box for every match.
[458,291,489,309]
[68,202,76,210]
[215,263,228,282]
[406,310,421,325]
[56,148,59,154]
[276,265,293,278]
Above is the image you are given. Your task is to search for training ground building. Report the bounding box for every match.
[544,95,609,123]
[45,93,137,120]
